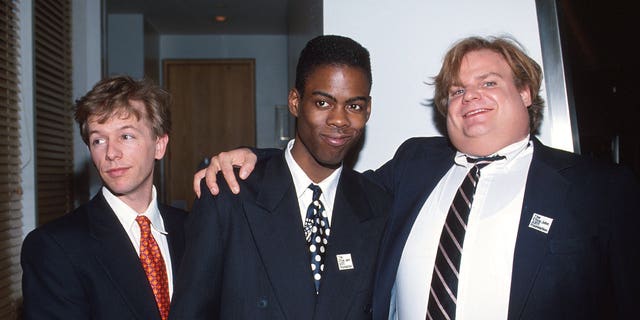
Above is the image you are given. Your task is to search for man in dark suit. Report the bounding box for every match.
[21,75,186,320]
[170,35,390,320]
[198,36,639,319]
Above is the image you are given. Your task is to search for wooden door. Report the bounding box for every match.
[163,59,255,209]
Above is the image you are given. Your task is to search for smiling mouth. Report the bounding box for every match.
[106,167,129,177]
[322,134,352,147]
[463,108,491,118]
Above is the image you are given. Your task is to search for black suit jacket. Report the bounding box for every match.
[170,152,391,319]
[21,192,187,320]
[370,137,639,319]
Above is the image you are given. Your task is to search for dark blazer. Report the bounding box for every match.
[21,192,187,320]
[170,152,390,320]
[370,137,639,320]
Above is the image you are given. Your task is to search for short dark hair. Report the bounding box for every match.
[433,36,545,134]
[295,35,372,96]
[74,75,171,145]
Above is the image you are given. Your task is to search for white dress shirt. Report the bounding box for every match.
[284,139,342,226]
[391,136,533,320]
[102,185,175,297]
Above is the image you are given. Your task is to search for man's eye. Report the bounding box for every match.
[122,134,134,140]
[483,81,497,87]
[316,101,330,108]
[347,104,363,111]
[91,138,105,146]
[450,88,464,96]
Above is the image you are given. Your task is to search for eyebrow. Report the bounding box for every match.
[88,124,140,136]
[311,90,370,103]
[475,72,504,81]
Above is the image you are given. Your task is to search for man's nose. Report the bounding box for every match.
[105,142,122,160]
[327,107,349,128]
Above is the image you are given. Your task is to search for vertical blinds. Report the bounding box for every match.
[34,0,73,225]
[0,0,21,318]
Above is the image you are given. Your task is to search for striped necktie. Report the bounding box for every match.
[426,155,504,320]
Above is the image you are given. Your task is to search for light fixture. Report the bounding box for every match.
[214,15,227,22]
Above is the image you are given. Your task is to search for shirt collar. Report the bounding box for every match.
[284,139,342,204]
[102,185,167,234]
[454,135,532,168]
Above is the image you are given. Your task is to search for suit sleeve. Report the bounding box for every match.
[170,180,226,319]
[21,230,90,319]
[252,147,280,161]
[361,138,420,197]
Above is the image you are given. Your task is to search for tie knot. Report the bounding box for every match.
[308,184,322,201]
[135,215,151,229]
[467,154,505,170]
[466,154,505,164]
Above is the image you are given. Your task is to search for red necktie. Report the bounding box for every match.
[136,215,170,320]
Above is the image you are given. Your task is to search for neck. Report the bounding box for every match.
[113,186,153,214]
[456,134,529,157]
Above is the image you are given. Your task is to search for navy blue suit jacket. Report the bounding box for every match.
[21,192,187,320]
[370,137,639,320]
[170,152,391,320]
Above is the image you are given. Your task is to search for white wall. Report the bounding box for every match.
[72,0,103,204]
[160,35,289,148]
[323,0,561,172]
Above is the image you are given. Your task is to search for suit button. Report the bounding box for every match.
[256,297,268,309]
[363,304,372,313]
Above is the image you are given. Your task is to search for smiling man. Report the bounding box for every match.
[169,35,390,320]
[372,36,639,320]
[21,76,186,320]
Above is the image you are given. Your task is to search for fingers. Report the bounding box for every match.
[216,151,240,194]
[201,148,258,196]
[238,153,257,180]
[204,156,223,195]
[192,169,206,198]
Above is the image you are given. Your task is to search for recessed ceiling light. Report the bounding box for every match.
[215,15,227,22]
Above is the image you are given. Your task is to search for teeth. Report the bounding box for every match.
[464,108,487,118]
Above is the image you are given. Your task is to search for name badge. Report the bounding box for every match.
[336,254,354,270]
[528,213,553,234]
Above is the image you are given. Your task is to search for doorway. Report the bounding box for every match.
[163,59,256,209]
[557,0,640,177]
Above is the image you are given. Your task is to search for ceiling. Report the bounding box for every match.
[106,0,289,35]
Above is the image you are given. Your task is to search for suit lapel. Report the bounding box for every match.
[376,145,455,304]
[507,140,571,320]
[160,205,185,284]
[243,155,317,317]
[88,193,160,320]
[316,169,376,319]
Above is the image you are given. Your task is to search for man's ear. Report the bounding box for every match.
[288,89,300,117]
[155,134,169,160]
[365,96,372,121]
[520,86,532,107]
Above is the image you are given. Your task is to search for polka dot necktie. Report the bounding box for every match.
[304,184,330,294]
[426,155,504,320]
[135,215,170,320]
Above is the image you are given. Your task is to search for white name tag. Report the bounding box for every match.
[528,213,553,234]
[336,254,354,270]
